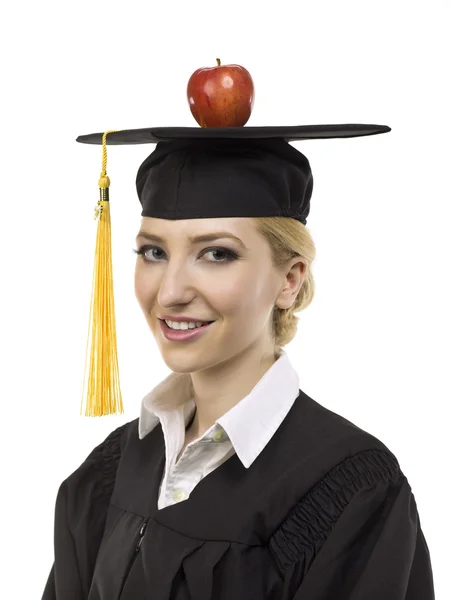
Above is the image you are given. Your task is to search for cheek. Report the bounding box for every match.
[134,269,155,308]
[212,272,267,318]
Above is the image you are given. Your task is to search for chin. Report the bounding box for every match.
[159,351,214,375]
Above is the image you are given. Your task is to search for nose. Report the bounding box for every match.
[157,261,197,309]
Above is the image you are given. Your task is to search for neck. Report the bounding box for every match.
[186,341,280,438]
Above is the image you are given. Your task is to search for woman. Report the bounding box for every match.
[42,126,435,599]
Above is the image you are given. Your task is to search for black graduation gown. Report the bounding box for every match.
[41,389,435,599]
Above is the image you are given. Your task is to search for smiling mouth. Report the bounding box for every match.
[161,318,215,329]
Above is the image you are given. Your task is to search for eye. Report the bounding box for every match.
[132,245,239,264]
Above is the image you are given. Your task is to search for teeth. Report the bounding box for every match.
[165,320,208,330]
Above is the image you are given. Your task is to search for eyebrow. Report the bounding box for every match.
[135,231,248,250]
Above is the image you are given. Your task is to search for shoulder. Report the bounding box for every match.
[293,388,401,465]
[267,388,406,517]
[58,420,133,501]
[269,391,408,573]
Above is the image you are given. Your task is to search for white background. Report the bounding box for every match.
[1,0,447,597]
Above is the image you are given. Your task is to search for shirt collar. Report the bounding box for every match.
[138,349,300,468]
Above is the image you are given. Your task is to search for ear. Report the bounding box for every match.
[275,258,306,310]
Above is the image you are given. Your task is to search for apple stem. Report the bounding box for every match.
[216,58,221,66]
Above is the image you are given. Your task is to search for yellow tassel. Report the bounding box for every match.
[80,130,124,416]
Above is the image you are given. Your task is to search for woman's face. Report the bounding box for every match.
[134,216,301,373]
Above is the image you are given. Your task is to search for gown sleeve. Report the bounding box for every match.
[269,449,435,600]
[41,423,127,600]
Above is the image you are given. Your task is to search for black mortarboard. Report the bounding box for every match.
[76,124,391,417]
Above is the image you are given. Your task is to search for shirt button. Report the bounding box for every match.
[173,488,187,502]
[213,430,225,442]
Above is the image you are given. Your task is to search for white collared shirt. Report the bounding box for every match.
[138,349,300,509]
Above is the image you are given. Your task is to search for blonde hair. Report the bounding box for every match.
[250,216,316,353]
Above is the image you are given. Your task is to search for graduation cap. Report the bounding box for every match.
[76,123,391,417]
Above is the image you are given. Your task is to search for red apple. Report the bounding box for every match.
[187,58,255,127]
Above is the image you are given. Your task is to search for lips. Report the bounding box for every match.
[165,320,210,330]
[160,318,214,341]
